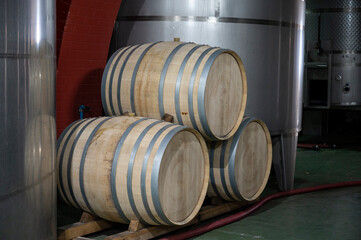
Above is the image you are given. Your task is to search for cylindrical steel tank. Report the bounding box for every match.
[110,0,305,190]
[0,0,56,239]
[306,0,361,106]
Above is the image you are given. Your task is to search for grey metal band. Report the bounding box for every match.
[79,117,112,215]
[111,118,149,223]
[332,50,361,54]
[67,118,98,209]
[131,42,162,114]
[270,129,300,136]
[209,142,222,198]
[117,16,304,30]
[0,169,55,202]
[57,119,83,149]
[198,49,225,139]
[159,42,189,117]
[332,63,361,67]
[175,45,203,125]
[127,120,162,224]
[106,46,132,116]
[151,126,186,225]
[228,117,255,200]
[219,140,233,200]
[0,53,30,58]
[57,119,86,205]
[332,102,361,106]
[141,124,174,225]
[57,119,78,202]
[188,47,215,131]
[306,8,361,13]
[117,45,142,115]
[101,47,125,116]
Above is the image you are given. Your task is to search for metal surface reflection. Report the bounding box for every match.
[305,0,361,106]
[111,0,305,190]
[0,0,56,239]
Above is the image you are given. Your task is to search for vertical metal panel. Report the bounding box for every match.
[306,0,361,106]
[113,0,305,135]
[112,0,305,190]
[0,0,56,239]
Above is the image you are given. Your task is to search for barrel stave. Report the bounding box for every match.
[83,117,136,222]
[102,41,247,140]
[208,118,272,202]
[57,116,209,225]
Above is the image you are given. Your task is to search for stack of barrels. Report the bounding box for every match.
[57,41,272,226]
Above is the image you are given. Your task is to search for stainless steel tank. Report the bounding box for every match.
[306,0,361,106]
[110,0,305,191]
[0,0,56,239]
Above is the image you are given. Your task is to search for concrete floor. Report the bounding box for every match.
[193,147,361,240]
[58,147,361,239]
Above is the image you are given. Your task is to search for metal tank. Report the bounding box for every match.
[110,0,305,191]
[0,0,56,239]
[306,0,361,106]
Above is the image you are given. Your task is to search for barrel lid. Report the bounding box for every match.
[203,50,247,140]
[234,118,272,200]
[157,128,209,224]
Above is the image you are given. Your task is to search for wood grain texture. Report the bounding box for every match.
[57,116,209,225]
[57,219,115,240]
[159,129,207,224]
[205,53,244,138]
[88,200,256,240]
[59,199,258,240]
[208,118,272,201]
[101,41,247,140]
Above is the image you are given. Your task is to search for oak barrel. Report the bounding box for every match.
[208,117,272,201]
[57,116,209,225]
[101,41,247,140]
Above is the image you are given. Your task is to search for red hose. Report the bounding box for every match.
[161,180,361,240]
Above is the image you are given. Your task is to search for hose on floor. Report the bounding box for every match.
[161,180,361,240]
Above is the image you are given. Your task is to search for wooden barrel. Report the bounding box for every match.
[101,41,247,141]
[57,116,209,225]
[208,117,272,201]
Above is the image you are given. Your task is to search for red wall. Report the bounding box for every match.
[56,0,72,61]
[56,0,122,137]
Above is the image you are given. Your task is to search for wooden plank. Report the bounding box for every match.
[104,219,198,240]
[57,219,115,240]
[80,212,99,223]
[198,201,247,222]
[128,220,144,232]
[59,200,259,240]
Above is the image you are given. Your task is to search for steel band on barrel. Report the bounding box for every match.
[79,117,113,215]
[111,118,149,223]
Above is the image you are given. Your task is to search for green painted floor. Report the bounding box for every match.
[58,147,361,239]
[193,147,361,240]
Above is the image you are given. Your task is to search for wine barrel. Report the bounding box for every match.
[57,116,209,225]
[208,117,272,201]
[101,41,247,141]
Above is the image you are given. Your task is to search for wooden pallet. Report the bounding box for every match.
[58,199,258,240]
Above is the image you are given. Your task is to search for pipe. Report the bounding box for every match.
[161,180,361,240]
[79,105,91,119]
[79,105,86,119]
